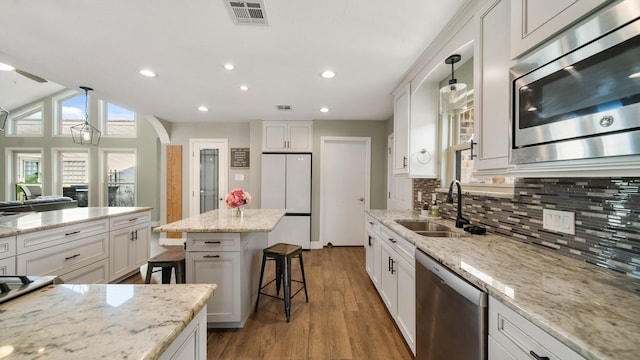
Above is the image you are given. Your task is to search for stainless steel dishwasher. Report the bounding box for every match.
[416,249,487,360]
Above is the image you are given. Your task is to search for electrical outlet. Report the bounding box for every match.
[542,209,575,235]
[417,191,422,202]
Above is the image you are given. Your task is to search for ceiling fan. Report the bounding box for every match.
[0,62,47,83]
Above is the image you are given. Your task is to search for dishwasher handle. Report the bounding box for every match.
[416,249,487,307]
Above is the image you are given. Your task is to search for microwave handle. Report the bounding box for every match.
[469,139,478,159]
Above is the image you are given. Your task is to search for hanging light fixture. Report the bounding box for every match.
[439,54,468,114]
[0,106,8,132]
[70,86,101,146]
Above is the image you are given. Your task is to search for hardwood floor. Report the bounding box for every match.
[121,246,413,360]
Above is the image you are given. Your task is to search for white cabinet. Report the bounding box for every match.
[489,296,586,360]
[473,0,513,174]
[377,226,416,355]
[58,258,110,284]
[510,0,608,58]
[364,215,381,289]
[0,236,16,275]
[392,84,410,175]
[159,306,208,360]
[109,212,151,282]
[262,121,313,152]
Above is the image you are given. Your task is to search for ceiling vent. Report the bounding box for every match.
[226,1,268,25]
[276,105,292,111]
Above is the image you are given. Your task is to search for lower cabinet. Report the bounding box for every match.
[159,306,208,360]
[365,215,381,289]
[109,223,150,282]
[489,296,585,360]
[0,257,15,275]
[58,258,110,284]
[374,225,416,355]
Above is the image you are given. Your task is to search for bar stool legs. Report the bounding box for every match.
[255,243,308,322]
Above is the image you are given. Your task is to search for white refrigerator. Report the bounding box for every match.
[261,153,311,249]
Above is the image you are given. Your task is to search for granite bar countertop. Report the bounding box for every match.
[0,283,216,359]
[0,207,152,238]
[154,209,285,233]
[367,209,640,360]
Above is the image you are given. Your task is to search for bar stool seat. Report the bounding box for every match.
[145,249,186,284]
[255,243,308,322]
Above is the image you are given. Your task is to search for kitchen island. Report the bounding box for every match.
[154,209,285,327]
[0,283,216,359]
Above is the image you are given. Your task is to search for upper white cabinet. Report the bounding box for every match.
[262,121,313,152]
[473,0,513,174]
[393,84,410,175]
[510,0,609,58]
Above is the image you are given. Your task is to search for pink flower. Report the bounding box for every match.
[225,188,251,208]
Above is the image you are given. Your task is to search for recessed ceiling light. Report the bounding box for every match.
[320,107,329,113]
[0,62,15,71]
[198,106,209,112]
[139,69,157,78]
[629,72,640,79]
[321,70,335,79]
[240,85,249,91]
[224,63,235,70]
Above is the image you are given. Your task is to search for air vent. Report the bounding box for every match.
[226,1,268,25]
[276,105,292,111]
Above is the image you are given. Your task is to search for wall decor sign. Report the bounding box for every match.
[230,148,250,168]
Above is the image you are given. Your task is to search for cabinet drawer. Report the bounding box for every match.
[489,296,585,360]
[365,215,381,236]
[186,233,241,252]
[17,219,109,254]
[17,233,109,276]
[0,236,16,259]
[380,227,415,265]
[0,257,16,276]
[58,258,109,284]
[110,211,151,231]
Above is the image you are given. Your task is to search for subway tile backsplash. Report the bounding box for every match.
[413,177,640,276]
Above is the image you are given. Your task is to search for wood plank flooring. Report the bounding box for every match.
[121,246,413,360]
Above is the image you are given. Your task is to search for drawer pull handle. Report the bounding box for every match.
[204,241,222,244]
[389,238,397,244]
[65,231,80,236]
[65,253,80,261]
[204,255,221,258]
[128,217,139,222]
[368,221,374,225]
[529,351,550,360]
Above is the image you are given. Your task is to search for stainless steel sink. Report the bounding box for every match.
[415,230,464,238]
[395,220,465,238]
[395,220,452,232]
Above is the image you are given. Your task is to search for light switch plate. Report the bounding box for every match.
[234,174,244,181]
[542,209,575,235]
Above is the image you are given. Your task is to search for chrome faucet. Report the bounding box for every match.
[447,180,469,228]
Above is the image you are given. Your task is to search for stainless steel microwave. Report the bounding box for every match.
[510,0,640,164]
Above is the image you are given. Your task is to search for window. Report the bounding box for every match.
[8,104,43,136]
[104,151,136,207]
[12,150,42,200]
[56,151,89,207]
[55,91,85,136]
[103,102,135,136]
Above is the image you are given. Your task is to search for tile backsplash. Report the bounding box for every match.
[413,177,640,276]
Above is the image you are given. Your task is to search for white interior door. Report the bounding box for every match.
[320,137,370,246]
[387,134,413,210]
[189,139,228,217]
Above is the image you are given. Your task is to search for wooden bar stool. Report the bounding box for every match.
[145,249,186,284]
[255,243,308,322]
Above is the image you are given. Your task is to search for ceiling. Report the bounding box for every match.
[0,0,466,123]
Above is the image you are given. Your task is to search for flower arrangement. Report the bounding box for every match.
[225,188,252,208]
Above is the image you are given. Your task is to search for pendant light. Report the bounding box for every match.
[70,86,101,146]
[439,54,468,114]
[0,106,8,132]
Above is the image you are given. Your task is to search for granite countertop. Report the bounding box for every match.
[0,207,152,238]
[0,283,216,359]
[367,209,640,360]
[154,209,286,233]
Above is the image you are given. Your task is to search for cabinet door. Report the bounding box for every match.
[110,227,134,281]
[187,251,241,323]
[378,239,397,312]
[510,0,608,58]
[393,84,410,175]
[489,335,518,360]
[0,257,15,276]
[263,123,288,152]
[396,256,415,355]
[287,123,312,152]
[474,0,512,173]
[132,225,150,269]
